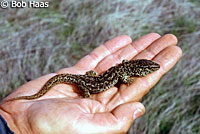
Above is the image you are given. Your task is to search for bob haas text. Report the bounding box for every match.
[10,1,49,8]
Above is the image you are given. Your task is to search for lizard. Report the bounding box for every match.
[6,59,160,101]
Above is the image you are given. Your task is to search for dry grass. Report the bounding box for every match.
[0,0,199,133]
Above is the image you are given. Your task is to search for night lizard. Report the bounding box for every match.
[6,59,160,101]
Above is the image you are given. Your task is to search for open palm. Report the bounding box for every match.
[0,33,182,134]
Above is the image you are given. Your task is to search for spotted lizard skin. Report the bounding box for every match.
[7,59,160,100]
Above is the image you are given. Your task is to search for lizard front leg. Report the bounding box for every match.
[85,70,98,76]
[120,74,134,86]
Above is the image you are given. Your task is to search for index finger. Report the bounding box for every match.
[74,35,132,70]
[57,35,132,74]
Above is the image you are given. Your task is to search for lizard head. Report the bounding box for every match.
[122,59,160,77]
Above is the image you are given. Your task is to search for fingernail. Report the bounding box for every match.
[133,108,144,120]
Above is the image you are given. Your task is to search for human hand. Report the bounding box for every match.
[0,33,182,134]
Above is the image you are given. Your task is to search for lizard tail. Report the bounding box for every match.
[5,93,45,102]
[5,87,49,102]
[5,95,38,102]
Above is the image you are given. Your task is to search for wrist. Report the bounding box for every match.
[0,103,20,134]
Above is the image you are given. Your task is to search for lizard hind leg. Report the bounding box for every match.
[79,86,91,98]
[83,90,91,98]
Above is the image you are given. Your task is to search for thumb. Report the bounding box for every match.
[112,102,145,131]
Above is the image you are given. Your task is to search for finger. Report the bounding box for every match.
[93,33,160,102]
[112,101,145,121]
[134,34,178,59]
[107,46,182,110]
[111,102,145,132]
[123,46,182,100]
[57,66,88,74]
[105,34,177,106]
[95,33,161,73]
[84,102,145,133]
[57,35,132,74]
[75,35,132,70]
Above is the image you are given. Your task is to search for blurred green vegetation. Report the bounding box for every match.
[171,16,199,38]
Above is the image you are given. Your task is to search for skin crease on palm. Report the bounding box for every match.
[0,33,182,134]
